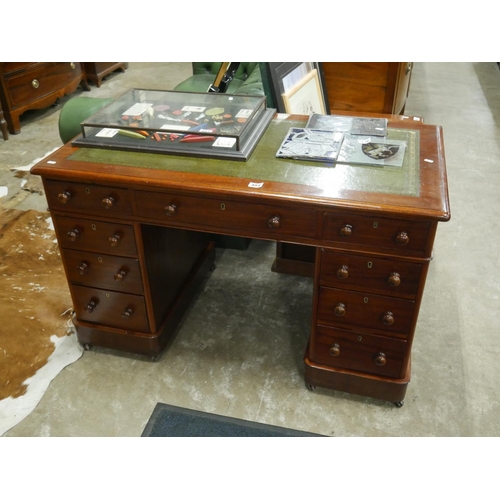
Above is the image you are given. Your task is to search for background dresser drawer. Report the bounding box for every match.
[322,212,430,255]
[6,62,84,107]
[72,285,149,333]
[62,249,143,295]
[134,190,317,239]
[311,325,407,378]
[53,215,137,256]
[317,286,415,336]
[320,250,422,298]
[44,179,133,217]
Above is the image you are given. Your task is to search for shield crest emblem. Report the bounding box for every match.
[362,142,400,160]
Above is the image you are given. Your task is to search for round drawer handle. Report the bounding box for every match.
[375,352,387,366]
[165,203,177,216]
[58,191,72,204]
[329,343,341,357]
[340,224,353,237]
[32,79,39,89]
[70,62,76,69]
[114,268,128,282]
[86,299,98,313]
[122,307,134,319]
[109,233,121,247]
[388,272,401,287]
[334,302,346,317]
[268,216,281,229]
[336,265,349,279]
[382,311,395,325]
[77,261,90,275]
[102,196,115,209]
[396,231,409,245]
[67,228,80,241]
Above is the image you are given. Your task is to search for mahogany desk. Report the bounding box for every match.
[31,115,450,405]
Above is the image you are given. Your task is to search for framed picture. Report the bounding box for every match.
[262,63,329,114]
[281,69,326,115]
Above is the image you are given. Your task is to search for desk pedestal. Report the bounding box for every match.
[304,352,410,405]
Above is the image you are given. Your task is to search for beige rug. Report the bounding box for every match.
[0,208,83,436]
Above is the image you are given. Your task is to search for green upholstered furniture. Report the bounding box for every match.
[173,62,267,98]
[58,96,114,144]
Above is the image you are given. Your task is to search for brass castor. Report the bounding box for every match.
[394,401,404,408]
[306,383,316,392]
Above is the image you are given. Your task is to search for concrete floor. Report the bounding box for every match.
[2,62,500,437]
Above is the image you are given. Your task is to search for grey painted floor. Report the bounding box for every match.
[2,62,500,437]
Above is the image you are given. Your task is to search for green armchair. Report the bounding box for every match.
[173,62,267,98]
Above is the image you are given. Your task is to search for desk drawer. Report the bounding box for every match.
[44,179,133,217]
[317,286,415,336]
[322,212,430,255]
[62,249,143,294]
[311,325,406,378]
[53,215,137,256]
[320,250,422,298]
[134,190,317,239]
[72,285,149,333]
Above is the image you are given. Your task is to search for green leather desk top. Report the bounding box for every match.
[69,119,420,198]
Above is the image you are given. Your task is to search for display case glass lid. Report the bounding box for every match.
[73,88,275,161]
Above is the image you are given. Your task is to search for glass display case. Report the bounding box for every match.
[73,89,275,160]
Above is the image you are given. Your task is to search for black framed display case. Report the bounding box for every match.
[73,88,275,161]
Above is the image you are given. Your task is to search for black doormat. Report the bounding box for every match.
[141,403,322,437]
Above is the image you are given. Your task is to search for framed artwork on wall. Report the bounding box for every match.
[281,69,326,115]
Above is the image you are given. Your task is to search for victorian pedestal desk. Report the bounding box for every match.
[31,114,450,406]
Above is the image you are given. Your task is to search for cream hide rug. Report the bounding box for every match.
[0,207,83,436]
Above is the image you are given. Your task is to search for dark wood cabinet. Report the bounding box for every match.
[0,62,89,134]
[321,62,413,115]
[83,62,128,87]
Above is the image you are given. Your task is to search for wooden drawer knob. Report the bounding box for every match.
[268,216,281,229]
[334,302,346,317]
[337,265,349,279]
[77,261,89,275]
[388,272,401,287]
[396,231,409,245]
[58,191,72,204]
[375,352,387,366]
[329,343,340,357]
[340,224,353,237]
[86,299,98,313]
[165,203,177,216]
[67,228,80,241]
[102,196,115,209]
[122,307,134,319]
[382,311,395,325]
[108,233,121,247]
[114,268,128,282]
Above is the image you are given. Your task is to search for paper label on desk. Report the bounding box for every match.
[248,182,264,188]
[236,109,253,119]
[181,105,205,112]
[122,102,153,116]
[213,137,237,148]
[160,124,190,131]
[96,128,120,138]
[122,103,153,116]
